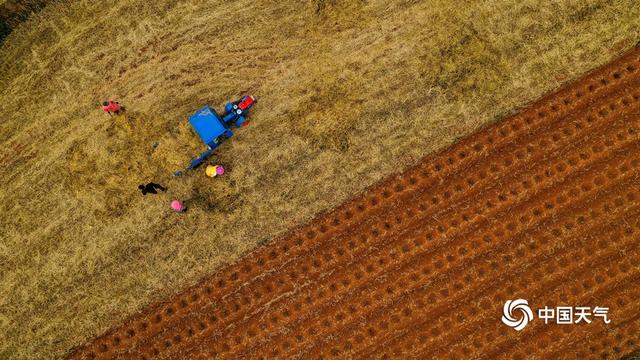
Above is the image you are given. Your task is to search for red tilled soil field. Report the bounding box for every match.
[71,47,640,359]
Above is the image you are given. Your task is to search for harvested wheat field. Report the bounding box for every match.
[5,1,640,359]
[70,47,640,359]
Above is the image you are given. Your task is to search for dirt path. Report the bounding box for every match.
[70,47,640,360]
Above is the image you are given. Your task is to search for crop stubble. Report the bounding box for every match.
[71,47,640,359]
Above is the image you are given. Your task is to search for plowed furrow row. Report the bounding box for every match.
[467,265,640,360]
[221,129,640,359]
[366,202,640,359]
[392,250,640,360]
[438,273,640,360]
[417,229,640,360]
[311,176,640,360]
[71,47,640,360]
[128,83,640,359]
[481,255,640,357]
[417,275,640,360]
[545,312,640,360]
[526,296,640,360]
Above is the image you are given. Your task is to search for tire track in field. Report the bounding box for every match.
[71,47,640,360]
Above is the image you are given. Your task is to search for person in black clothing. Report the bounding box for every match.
[138,182,167,195]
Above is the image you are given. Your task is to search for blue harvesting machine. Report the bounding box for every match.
[174,95,256,176]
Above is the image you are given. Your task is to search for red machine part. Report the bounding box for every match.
[238,96,255,111]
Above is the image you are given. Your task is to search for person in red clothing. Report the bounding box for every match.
[102,100,123,115]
